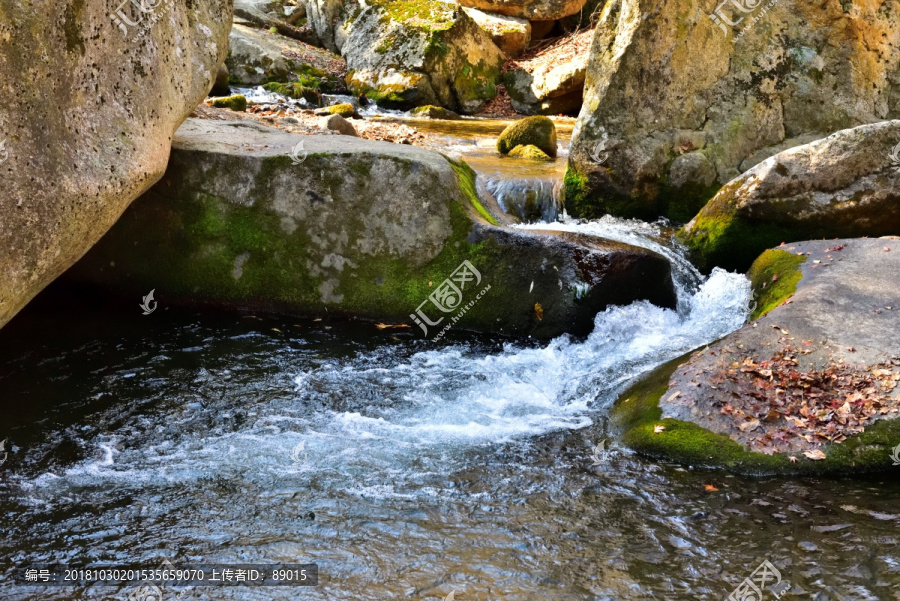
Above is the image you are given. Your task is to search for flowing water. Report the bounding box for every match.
[1,111,899,601]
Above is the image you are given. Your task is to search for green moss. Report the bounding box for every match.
[320,103,358,118]
[211,94,248,111]
[676,194,799,273]
[367,0,456,32]
[562,165,597,218]
[508,144,551,160]
[497,116,557,158]
[447,158,498,225]
[746,249,806,319]
[612,356,900,476]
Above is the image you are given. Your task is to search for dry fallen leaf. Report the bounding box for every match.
[653,425,666,434]
[704,484,719,492]
[789,456,798,463]
[534,303,544,320]
[666,391,682,403]
[738,418,761,432]
[803,449,827,461]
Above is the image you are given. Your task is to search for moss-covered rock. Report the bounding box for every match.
[679,121,900,272]
[497,116,557,157]
[0,0,231,330]
[410,105,462,120]
[211,94,249,111]
[613,238,900,476]
[315,103,360,118]
[567,0,900,220]
[65,118,678,340]
[508,144,551,160]
[461,7,531,57]
[339,1,504,113]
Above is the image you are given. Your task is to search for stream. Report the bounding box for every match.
[1,109,899,601]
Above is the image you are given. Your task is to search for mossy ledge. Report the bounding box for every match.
[747,249,806,320]
[611,356,900,476]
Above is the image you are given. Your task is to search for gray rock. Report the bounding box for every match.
[679,121,900,272]
[341,2,505,113]
[321,114,358,135]
[0,0,231,330]
[65,118,676,339]
[668,152,717,191]
[659,238,900,463]
[306,0,347,53]
[226,23,342,86]
[567,0,900,220]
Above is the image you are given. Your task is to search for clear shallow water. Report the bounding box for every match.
[233,85,572,223]
[1,221,899,600]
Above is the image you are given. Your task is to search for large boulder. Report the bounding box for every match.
[613,239,900,476]
[64,118,677,339]
[458,0,589,20]
[226,23,345,90]
[566,0,900,221]
[341,0,505,113]
[0,0,231,330]
[679,121,900,272]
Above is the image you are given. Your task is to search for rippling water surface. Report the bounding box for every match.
[2,220,898,601]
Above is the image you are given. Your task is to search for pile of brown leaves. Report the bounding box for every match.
[719,345,900,451]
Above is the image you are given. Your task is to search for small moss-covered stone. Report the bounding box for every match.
[497,116,557,157]
[747,249,806,319]
[316,103,359,118]
[508,144,551,160]
[211,94,248,111]
[410,105,461,119]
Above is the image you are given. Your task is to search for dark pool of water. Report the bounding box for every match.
[1,278,899,601]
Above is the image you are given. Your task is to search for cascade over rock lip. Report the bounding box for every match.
[613,238,900,476]
[566,0,900,221]
[678,121,900,273]
[0,0,232,330]
[63,117,676,340]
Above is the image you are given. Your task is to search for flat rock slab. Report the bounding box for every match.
[661,239,900,457]
[65,118,676,339]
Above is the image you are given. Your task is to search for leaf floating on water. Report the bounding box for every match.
[704,484,719,492]
[534,303,543,320]
[653,425,666,434]
[375,323,411,330]
[803,449,827,461]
